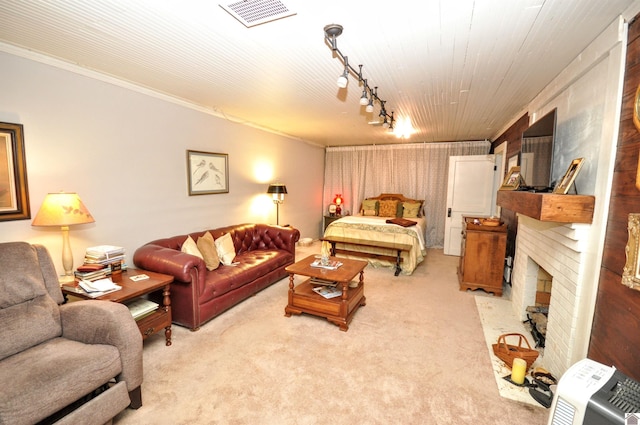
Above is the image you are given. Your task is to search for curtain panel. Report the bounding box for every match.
[323,141,491,248]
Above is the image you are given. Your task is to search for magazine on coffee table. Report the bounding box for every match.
[312,285,343,299]
[310,259,343,270]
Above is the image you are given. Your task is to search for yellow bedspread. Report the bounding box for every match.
[323,215,427,275]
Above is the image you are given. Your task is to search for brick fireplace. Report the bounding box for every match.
[510,215,593,376]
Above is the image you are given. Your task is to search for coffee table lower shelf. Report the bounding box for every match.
[285,279,366,331]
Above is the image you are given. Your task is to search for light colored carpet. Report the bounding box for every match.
[115,242,548,424]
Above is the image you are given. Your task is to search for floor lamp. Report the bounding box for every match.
[267,183,287,226]
[32,192,95,282]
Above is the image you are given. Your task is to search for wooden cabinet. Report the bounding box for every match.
[458,216,507,296]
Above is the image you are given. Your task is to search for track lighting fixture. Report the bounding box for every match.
[324,23,397,134]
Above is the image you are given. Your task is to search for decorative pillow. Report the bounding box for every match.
[361,199,379,215]
[363,209,377,216]
[197,232,220,271]
[403,202,421,218]
[181,236,204,260]
[214,232,236,265]
[378,200,398,217]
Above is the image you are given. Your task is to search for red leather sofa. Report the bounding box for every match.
[133,223,300,330]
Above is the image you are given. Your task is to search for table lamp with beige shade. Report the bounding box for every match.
[32,192,94,282]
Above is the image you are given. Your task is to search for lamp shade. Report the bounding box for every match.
[267,184,287,195]
[32,192,94,227]
[333,194,343,205]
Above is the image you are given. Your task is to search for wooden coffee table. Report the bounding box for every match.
[284,255,367,331]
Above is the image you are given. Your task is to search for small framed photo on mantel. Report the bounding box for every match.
[186,150,229,195]
[499,166,522,191]
[553,158,584,194]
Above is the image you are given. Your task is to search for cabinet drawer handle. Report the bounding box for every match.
[144,327,155,336]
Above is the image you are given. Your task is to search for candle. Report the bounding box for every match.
[511,358,527,385]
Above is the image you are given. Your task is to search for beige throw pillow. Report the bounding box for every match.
[181,235,204,260]
[378,200,398,217]
[403,202,421,218]
[197,232,220,271]
[214,232,236,265]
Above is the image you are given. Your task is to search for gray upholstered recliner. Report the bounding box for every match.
[0,242,143,425]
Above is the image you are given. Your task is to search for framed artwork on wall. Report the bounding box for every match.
[0,122,30,221]
[553,158,584,194]
[186,150,229,195]
[623,213,640,291]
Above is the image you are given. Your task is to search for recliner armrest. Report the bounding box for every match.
[60,301,143,393]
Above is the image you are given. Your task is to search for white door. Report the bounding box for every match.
[443,155,497,256]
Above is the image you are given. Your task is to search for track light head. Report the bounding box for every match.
[336,56,349,88]
[365,98,374,113]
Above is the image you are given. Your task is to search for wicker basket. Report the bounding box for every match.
[492,333,539,369]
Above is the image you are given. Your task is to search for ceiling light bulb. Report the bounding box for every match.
[337,74,348,88]
[359,90,368,106]
[382,117,389,128]
[365,99,374,113]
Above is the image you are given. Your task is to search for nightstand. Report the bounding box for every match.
[323,215,342,231]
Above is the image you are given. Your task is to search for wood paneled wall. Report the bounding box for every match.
[588,16,640,380]
[491,114,529,269]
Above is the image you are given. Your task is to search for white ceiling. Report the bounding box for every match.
[0,0,636,147]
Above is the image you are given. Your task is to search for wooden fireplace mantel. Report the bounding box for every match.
[496,191,595,224]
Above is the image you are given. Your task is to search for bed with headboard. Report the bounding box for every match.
[322,194,427,275]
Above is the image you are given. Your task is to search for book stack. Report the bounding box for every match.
[310,277,338,287]
[83,245,126,275]
[74,263,109,282]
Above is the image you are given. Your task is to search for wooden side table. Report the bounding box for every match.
[323,215,341,231]
[458,216,506,296]
[62,269,174,346]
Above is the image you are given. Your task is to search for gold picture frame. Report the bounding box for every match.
[499,166,522,191]
[634,83,640,132]
[0,122,30,221]
[623,213,640,291]
[553,158,584,194]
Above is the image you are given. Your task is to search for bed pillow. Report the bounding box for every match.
[402,202,421,218]
[361,199,379,216]
[181,236,204,260]
[197,231,220,271]
[214,232,236,265]
[378,200,399,217]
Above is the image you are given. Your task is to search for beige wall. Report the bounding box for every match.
[0,50,325,276]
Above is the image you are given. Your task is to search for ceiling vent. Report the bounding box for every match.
[219,0,296,27]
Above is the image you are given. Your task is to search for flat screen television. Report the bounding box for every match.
[520,108,557,191]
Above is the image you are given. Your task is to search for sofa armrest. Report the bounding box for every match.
[60,301,143,393]
[255,224,300,255]
[133,244,206,283]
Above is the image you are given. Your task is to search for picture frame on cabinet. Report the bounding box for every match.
[622,213,640,291]
[186,150,229,195]
[0,122,30,221]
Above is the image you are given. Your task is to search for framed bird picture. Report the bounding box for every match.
[186,150,229,195]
